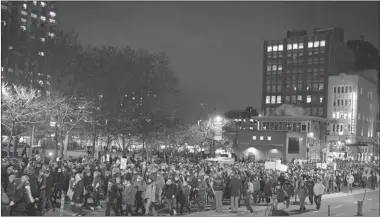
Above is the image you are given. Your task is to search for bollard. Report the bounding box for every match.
[328,205,331,216]
[357,201,363,216]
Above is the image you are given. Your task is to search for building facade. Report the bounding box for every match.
[1,1,57,92]
[262,28,355,118]
[327,71,379,161]
[224,107,259,131]
[235,116,334,161]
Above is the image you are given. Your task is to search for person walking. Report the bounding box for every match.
[243,176,254,214]
[229,172,241,213]
[346,172,354,193]
[297,181,308,213]
[313,178,325,211]
[212,173,224,213]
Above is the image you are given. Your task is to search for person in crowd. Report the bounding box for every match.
[313,177,325,211]
[213,172,224,213]
[243,176,254,214]
[197,175,207,212]
[306,176,315,205]
[346,172,354,193]
[144,177,157,216]
[134,174,146,215]
[121,179,136,216]
[164,179,177,216]
[179,181,191,215]
[229,172,241,213]
[72,173,85,216]
[297,181,309,213]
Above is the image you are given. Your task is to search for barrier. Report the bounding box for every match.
[357,201,363,216]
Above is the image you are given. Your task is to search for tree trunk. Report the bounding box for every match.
[64,134,69,158]
[54,120,59,157]
[12,136,18,158]
[122,134,126,155]
[7,121,15,157]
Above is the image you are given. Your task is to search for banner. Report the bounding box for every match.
[120,158,127,170]
[265,162,275,170]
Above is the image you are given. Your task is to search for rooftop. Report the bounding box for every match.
[252,115,337,123]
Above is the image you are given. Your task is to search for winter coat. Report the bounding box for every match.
[145,182,156,201]
[297,186,308,200]
[55,172,65,191]
[263,180,273,197]
[45,175,54,197]
[229,177,241,197]
[164,184,177,199]
[179,185,191,205]
[73,180,84,203]
[122,185,136,206]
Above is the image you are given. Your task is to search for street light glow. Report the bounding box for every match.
[214,115,223,123]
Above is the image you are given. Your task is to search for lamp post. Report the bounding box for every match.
[307,132,314,164]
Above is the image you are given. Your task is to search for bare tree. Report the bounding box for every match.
[1,84,48,156]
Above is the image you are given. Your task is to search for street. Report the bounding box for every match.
[45,188,379,216]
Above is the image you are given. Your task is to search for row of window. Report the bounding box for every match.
[264,107,324,117]
[331,124,351,133]
[332,111,354,120]
[265,95,324,104]
[21,10,56,23]
[267,47,326,59]
[252,136,271,141]
[266,57,326,71]
[259,122,309,132]
[267,40,326,52]
[333,86,352,94]
[333,98,352,107]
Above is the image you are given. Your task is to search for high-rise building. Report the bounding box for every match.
[262,27,356,118]
[346,37,379,70]
[224,107,259,131]
[326,71,378,161]
[1,1,57,93]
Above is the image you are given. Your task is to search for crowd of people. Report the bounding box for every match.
[1,150,379,216]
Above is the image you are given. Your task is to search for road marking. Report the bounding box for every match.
[311,210,320,213]
[353,201,357,203]
[367,198,372,200]
[333,205,342,209]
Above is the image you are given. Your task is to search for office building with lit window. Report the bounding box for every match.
[326,70,378,161]
[262,28,355,118]
[224,107,259,131]
[1,1,57,94]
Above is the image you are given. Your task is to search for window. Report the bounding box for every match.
[21,25,26,31]
[21,10,28,16]
[40,16,46,21]
[278,65,283,71]
[267,65,271,71]
[273,45,278,51]
[319,83,324,91]
[33,1,37,5]
[31,13,37,19]
[287,44,292,50]
[345,99,348,106]
[292,43,298,49]
[21,18,27,23]
[8,45,13,50]
[314,41,320,47]
[288,137,300,154]
[318,107,323,116]
[252,136,257,140]
[49,11,57,17]
[320,40,326,46]
[308,42,313,48]
[278,45,283,51]
[49,18,56,24]
[307,95,311,103]
[48,32,55,38]
[349,86,352,93]
[22,3,27,9]
[1,21,6,27]
[266,96,270,104]
[40,37,45,42]
[260,136,264,141]
[332,124,336,132]
[38,51,44,56]
[1,5,7,10]
[272,65,277,71]
[267,46,272,52]
[41,1,46,7]
[319,96,323,103]
[299,43,304,49]
[267,136,272,141]
[276,96,282,104]
[271,96,276,104]
[297,95,302,102]
[360,88,363,94]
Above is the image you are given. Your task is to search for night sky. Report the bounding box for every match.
[56,1,379,120]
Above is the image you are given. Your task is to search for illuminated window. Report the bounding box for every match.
[1,5,7,10]
[271,96,276,104]
[31,13,37,19]
[272,65,277,71]
[278,65,283,71]
[40,16,46,21]
[267,65,271,71]
[319,96,323,103]
[49,18,55,24]
[48,32,55,38]
[332,112,336,119]
[132,97,135,100]
[22,3,27,9]
[360,87,363,94]
[314,41,320,47]
[21,18,27,23]
[21,11,28,16]
[33,1,37,5]
[292,43,298,49]
[267,46,272,52]
[276,96,282,104]
[49,11,56,17]
[8,68,13,72]
[306,95,311,103]
[266,96,270,104]
[1,67,3,72]
[40,37,45,42]
[308,42,313,48]
[287,44,292,50]
[267,136,271,141]
[41,1,46,7]
[299,43,304,49]
[8,45,13,50]
[1,21,6,27]
[260,136,264,140]
[38,51,44,56]
[278,45,283,51]
[273,45,278,51]
[21,25,26,31]
[320,40,326,46]
[252,136,257,140]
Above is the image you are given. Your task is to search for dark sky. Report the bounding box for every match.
[56,1,379,120]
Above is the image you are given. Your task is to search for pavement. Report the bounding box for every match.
[45,188,378,216]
